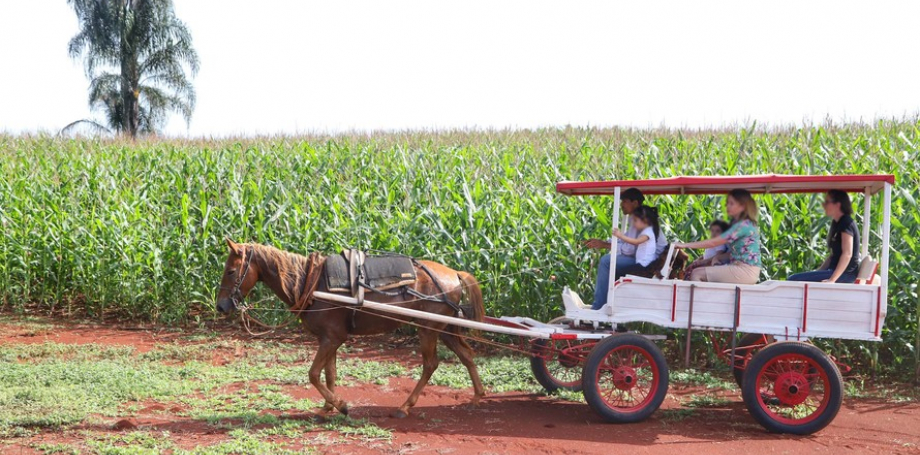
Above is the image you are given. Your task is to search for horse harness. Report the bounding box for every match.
[225,247,467,334]
[223,245,255,310]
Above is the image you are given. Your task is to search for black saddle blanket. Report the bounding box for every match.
[325,251,417,293]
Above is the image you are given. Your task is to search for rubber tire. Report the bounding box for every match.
[733,333,774,388]
[582,333,669,423]
[741,341,843,435]
[530,339,584,393]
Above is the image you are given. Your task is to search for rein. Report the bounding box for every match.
[232,248,326,336]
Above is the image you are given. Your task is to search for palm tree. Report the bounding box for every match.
[67,0,199,138]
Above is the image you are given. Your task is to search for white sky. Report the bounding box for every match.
[1,1,919,137]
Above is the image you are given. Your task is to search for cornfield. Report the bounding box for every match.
[1,121,918,373]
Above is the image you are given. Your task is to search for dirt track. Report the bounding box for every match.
[2,318,920,455]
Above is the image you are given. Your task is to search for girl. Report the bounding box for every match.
[612,206,660,280]
[676,189,761,284]
[592,205,661,310]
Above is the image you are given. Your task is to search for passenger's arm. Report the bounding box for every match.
[583,239,612,250]
[826,232,854,283]
[613,228,649,246]
[675,236,728,250]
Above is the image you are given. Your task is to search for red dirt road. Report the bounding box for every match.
[2,318,920,455]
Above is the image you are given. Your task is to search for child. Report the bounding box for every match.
[612,206,660,281]
[682,220,730,279]
[592,206,661,310]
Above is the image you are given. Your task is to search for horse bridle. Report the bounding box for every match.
[220,246,254,309]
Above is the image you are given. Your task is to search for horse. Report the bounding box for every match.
[215,239,486,418]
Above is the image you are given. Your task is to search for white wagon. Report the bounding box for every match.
[549,174,893,433]
[313,174,894,435]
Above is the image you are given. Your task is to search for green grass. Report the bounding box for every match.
[669,369,738,391]
[1,122,919,374]
[0,339,554,431]
[77,429,316,455]
[0,339,404,453]
[34,443,82,454]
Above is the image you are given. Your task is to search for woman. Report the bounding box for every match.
[787,190,860,283]
[675,189,761,284]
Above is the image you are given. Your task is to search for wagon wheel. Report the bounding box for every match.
[530,339,592,393]
[732,333,774,388]
[741,341,843,435]
[582,334,669,423]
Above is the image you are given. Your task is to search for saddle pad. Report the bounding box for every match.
[324,254,351,292]
[364,255,417,290]
[323,251,418,293]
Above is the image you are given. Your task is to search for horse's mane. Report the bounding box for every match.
[247,243,313,306]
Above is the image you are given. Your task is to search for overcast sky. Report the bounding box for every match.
[1,0,919,137]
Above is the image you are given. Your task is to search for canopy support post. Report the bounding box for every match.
[880,183,891,312]
[606,187,621,309]
[861,186,871,259]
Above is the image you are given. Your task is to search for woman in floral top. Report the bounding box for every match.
[675,189,761,284]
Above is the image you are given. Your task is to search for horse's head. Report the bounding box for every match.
[216,239,260,314]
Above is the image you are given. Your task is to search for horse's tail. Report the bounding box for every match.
[457,271,485,323]
[451,271,485,345]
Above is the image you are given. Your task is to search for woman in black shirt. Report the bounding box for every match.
[788,190,860,283]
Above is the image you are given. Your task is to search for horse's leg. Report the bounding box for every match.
[310,337,348,415]
[393,327,440,419]
[439,331,485,405]
[321,352,338,412]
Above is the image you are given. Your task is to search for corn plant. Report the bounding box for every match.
[0,120,918,374]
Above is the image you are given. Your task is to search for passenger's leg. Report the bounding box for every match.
[615,254,637,270]
[702,263,760,284]
[593,254,638,309]
[592,254,612,310]
[690,266,709,282]
[787,270,833,282]
[615,262,645,280]
[837,272,858,283]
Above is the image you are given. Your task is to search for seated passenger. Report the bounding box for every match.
[682,220,730,278]
[592,206,660,310]
[788,190,860,283]
[586,188,667,310]
[676,189,761,284]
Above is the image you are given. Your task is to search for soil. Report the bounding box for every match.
[2,317,920,455]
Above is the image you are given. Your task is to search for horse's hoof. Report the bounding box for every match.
[392,409,409,419]
[337,403,349,416]
[322,403,335,413]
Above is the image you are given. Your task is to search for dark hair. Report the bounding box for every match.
[827,190,853,215]
[621,187,645,204]
[728,189,758,223]
[632,205,660,239]
[710,220,730,233]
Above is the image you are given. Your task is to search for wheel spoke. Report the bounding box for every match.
[754,352,832,424]
[595,346,659,412]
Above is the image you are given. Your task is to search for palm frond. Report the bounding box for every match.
[67,0,198,137]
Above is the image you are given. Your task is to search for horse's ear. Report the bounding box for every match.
[226,238,242,255]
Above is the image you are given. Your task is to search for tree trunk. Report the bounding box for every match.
[120,1,139,138]
[121,62,138,139]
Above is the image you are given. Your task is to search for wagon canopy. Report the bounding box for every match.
[555,174,896,197]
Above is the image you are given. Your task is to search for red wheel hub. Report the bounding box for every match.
[612,366,638,391]
[773,371,811,406]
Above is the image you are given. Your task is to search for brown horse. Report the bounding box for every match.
[215,240,486,418]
